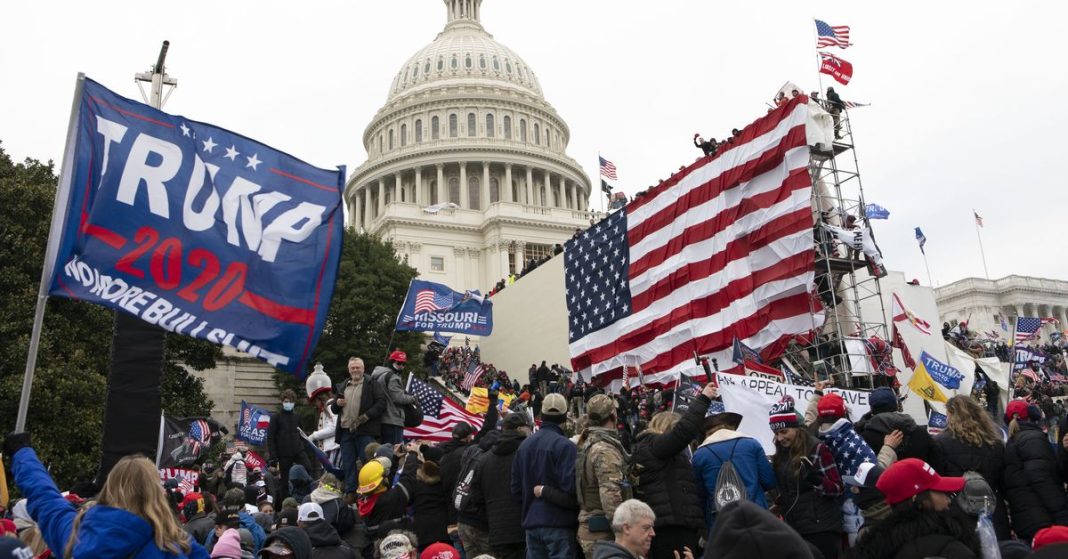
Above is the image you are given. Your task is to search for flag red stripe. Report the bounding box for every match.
[627,130,808,247]
[628,174,811,279]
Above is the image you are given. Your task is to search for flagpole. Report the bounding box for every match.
[973,209,990,279]
[385,278,416,362]
[16,74,85,432]
[921,251,934,288]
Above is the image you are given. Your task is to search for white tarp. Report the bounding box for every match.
[806,101,835,148]
[715,372,871,454]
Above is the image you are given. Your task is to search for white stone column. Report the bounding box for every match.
[504,164,513,203]
[482,162,491,207]
[459,162,468,209]
[353,192,363,229]
[394,172,402,204]
[415,167,423,206]
[499,242,510,278]
[363,186,372,226]
[516,241,526,270]
[436,164,445,206]
[525,167,533,205]
[543,170,552,207]
[557,175,566,208]
[377,178,385,215]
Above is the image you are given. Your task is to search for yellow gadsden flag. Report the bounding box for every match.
[908,360,949,403]
[466,387,490,414]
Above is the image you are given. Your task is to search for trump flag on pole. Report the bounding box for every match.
[45,77,344,375]
[397,279,493,335]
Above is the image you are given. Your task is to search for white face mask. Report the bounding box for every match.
[282,402,295,412]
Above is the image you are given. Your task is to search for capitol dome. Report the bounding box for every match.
[345,0,595,295]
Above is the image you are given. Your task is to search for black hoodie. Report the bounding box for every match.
[303,520,358,559]
[853,507,980,559]
[265,526,314,559]
[703,501,814,559]
[474,429,528,547]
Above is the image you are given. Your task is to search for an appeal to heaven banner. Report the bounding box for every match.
[48,77,344,374]
[713,372,871,454]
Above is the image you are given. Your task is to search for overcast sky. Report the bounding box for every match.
[3,1,1066,288]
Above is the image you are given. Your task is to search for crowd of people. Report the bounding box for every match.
[8,345,1068,559]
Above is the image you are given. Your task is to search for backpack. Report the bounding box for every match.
[576,436,636,510]
[452,444,487,516]
[709,440,747,511]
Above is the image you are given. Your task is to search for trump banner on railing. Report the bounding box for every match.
[45,77,344,375]
[395,279,493,335]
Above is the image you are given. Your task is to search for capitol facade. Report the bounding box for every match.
[344,0,594,293]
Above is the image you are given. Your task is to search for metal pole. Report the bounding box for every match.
[974,209,990,279]
[15,74,86,432]
[922,252,934,288]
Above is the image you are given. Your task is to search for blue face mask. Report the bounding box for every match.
[282,402,295,412]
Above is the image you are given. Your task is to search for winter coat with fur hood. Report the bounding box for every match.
[854,507,979,559]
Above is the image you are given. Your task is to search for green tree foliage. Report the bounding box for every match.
[0,141,216,487]
[275,229,426,414]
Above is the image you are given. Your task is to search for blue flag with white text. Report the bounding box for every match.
[865,204,890,220]
[396,279,493,335]
[47,77,344,375]
[237,401,272,445]
[918,350,964,389]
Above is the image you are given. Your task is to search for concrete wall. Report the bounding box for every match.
[478,253,572,380]
[188,346,280,432]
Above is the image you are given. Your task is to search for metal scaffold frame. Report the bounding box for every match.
[782,103,890,390]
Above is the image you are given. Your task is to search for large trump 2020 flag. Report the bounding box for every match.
[45,77,344,375]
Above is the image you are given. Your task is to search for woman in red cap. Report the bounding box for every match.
[853,458,979,559]
[1001,399,1068,543]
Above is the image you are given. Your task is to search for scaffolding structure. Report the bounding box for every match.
[781,102,890,389]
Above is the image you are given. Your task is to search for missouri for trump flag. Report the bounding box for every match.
[564,96,818,385]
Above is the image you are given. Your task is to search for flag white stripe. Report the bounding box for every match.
[628,148,811,263]
[629,192,812,297]
[627,104,809,226]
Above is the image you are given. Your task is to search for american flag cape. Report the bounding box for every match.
[817,419,877,479]
[405,376,485,442]
[565,96,818,385]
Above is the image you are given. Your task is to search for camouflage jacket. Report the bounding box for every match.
[576,427,632,523]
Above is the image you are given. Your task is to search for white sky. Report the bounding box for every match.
[3,1,1066,287]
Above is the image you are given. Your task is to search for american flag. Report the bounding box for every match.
[599,156,618,181]
[814,19,851,48]
[820,421,876,478]
[565,97,818,385]
[843,101,870,109]
[461,362,486,391]
[1041,317,1060,327]
[414,289,454,314]
[404,376,485,442]
[1016,317,1042,342]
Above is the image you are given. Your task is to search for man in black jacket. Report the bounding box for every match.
[329,357,387,496]
[855,387,933,464]
[298,502,359,559]
[439,393,498,557]
[825,87,845,138]
[268,389,313,502]
[472,413,531,559]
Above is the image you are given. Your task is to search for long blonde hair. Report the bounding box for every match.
[19,523,48,556]
[65,455,191,558]
[946,395,1000,447]
[645,411,680,436]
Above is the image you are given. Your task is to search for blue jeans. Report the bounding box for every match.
[338,429,376,494]
[526,527,575,559]
[381,424,404,445]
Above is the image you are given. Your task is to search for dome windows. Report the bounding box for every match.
[468,177,481,210]
[490,178,500,203]
[506,60,513,74]
[415,119,423,143]
[400,123,407,147]
[424,60,431,74]
[451,54,458,69]
[388,129,394,150]
[432,116,440,140]
[503,115,512,139]
[449,114,458,137]
[465,54,472,69]
[438,56,444,71]
[467,113,476,137]
[520,119,527,142]
[486,114,495,138]
[492,56,500,71]
[479,54,486,70]
[533,123,540,145]
[448,178,460,205]
[412,65,419,79]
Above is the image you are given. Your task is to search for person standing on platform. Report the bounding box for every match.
[268,389,314,503]
[330,357,386,496]
[373,351,417,446]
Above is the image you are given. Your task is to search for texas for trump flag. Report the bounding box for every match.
[44,76,344,375]
[564,96,818,385]
[819,52,854,85]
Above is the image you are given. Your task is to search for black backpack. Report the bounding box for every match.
[452,444,487,516]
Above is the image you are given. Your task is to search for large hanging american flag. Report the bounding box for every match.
[404,376,484,442]
[565,96,818,385]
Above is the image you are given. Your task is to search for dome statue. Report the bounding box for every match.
[345,0,595,295]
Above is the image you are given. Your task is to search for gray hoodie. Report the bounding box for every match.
[592,540,640,559]
[371,366,416,427]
